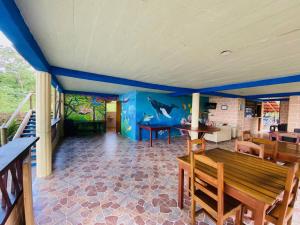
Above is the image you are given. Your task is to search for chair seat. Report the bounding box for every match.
[194,189,240,218]
[266,203,293,224]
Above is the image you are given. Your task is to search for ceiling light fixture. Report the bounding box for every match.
[220,50,232,56]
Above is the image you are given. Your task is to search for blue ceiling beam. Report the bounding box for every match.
[198,73,300,93]
[204,92,243,98]
[52,66,196,93]
[246,92,300,99]
[64,90,119,100]
[51,75,63,93]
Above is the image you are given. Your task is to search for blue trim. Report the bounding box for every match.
[171,91,242,98]
[64,90,119,100]
[198,73,300,93]
[247,92,300,99]
[51,75,63,92]
[52,67,196,93]
[0,0,49,71]
[205,92,242,98]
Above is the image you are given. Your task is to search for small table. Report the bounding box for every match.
[177,148,288,225]
[138,124,171,147]
[173,124,220,139]
[269,131,300,143]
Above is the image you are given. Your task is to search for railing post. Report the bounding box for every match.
[0,127,8,146]
[29,94,33,110]
[23,155,35,225]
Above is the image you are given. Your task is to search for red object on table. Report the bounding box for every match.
[138,124,171,147]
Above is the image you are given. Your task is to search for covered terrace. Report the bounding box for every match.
[1,1,300,225]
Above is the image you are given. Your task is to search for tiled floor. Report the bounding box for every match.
[32,133,300,225]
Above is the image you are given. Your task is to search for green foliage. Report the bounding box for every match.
[7,120,19,139]
[0,46,35,114]
[64,94,106,121]
[106,101,116,112]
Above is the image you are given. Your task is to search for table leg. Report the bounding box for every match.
[253,202,267,225]
[178,165,184,209]
[168,128,171,144]
[150,129,152,147]
[198,132,205,139]
[139,128,142,141]
[155,130,158,139]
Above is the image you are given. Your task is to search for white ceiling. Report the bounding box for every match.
[57,76,169,95]
[221,82,300,96]
[15,0,300,96]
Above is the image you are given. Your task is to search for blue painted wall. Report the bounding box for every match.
[120,91,137,140]
[136,92,192,140]
[121,91,208,141]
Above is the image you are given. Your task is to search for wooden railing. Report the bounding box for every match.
[0,137,38,225]
[0,93,35,146]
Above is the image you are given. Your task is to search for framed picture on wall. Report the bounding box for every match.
[221,105,228,110]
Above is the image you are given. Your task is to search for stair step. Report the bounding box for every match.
[21,133,36,137]
[25,128,35,131]
[23,129,36,133]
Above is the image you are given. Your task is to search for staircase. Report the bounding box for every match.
[20,111,37,166]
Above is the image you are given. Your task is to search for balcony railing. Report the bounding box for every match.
[0,137,38,224]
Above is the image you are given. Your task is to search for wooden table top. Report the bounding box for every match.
[177,148,288,205]
[265,141,300,156]
[173,124,220,133]
[138,124,171,129]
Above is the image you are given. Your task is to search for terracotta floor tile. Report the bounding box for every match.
[32,132,300,225]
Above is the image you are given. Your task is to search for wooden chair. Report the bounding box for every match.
[251,137,278,161]
[190,153,242,225]
[235,140,264,159]
[187,138,206,155]
[265,163,299,225]
[241,130,252,141]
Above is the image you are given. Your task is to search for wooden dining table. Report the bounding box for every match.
[173,124,220,139]
[177,148,289,225]
[265,141,300,163]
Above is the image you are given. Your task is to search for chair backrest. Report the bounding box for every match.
[190,152,224,219]
[235,140,264,159]
[277,163,298,225]
[241,130,252,141]
[251,137,278,161]
[187,138,206,155]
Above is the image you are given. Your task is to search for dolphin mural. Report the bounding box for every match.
[147,97,178,119]
[139,113,154,125]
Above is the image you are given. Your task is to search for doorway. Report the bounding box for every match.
[262,101,280,132]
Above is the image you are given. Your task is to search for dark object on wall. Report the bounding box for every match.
[206,102,217,109]
[278,123,287,132]
[270,125,277,132]
[64,120,106,136]
[245,100,261,117]
[294,128,300,133]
